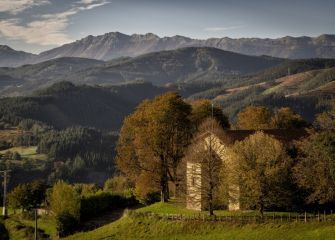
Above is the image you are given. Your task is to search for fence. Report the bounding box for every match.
[128,210,335,223]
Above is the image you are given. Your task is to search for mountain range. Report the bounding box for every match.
[1,32,335,67]
[0,47,284,96]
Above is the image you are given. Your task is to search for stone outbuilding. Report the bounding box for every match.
[186,129,307,211]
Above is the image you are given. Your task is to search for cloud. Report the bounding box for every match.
[0,0,50,14]
[0,17,73,46]
[0,0,110,46]
[204,25,244,32]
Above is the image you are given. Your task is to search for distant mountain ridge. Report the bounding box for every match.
[1,33,335,67]
[0,45,35,67]
[0,47,284,95]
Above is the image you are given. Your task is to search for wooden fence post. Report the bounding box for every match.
[304,211,307,223]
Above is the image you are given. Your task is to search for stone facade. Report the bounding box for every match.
[186,133,240,211]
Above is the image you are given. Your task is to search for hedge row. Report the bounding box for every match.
[80,192,138,220]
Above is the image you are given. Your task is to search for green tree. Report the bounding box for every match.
[8,180,47,211]
[293,131,335,204]
[231,131,292,216]
[237,106,271,130]
[49,181,80,221]
[190,99,230,129]
[116,92,192,202]
[271,107,307,129]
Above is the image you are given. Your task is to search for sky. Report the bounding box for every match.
[0,0,334,53]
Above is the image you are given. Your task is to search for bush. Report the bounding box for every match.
[104,176,133,195]
[142,191,161,205]
[80,191,138,221]
[56,212,79,237]
[0,219,9,240]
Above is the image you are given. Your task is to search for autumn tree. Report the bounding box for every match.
[237,106,271,130]
[293,131,335,204]
[190,99,230,129]
[231,131,292,216]
[271,107,307,129]
[116,92,192,202]
[184,118,227,215]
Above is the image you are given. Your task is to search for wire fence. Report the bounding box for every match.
[128,210,335,223]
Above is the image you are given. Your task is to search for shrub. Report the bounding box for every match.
[56,212,79,237]
[0,218,9,240]
[104,176,133,195]
[142,191,161,205]
[80,192,138,221]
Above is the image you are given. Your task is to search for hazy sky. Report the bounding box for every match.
[0,0,334,53]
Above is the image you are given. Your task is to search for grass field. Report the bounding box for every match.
[63,202,335,240]
[64,214,335,240]
[2,203,335,240]
[0,146,48,161]
[4,214,56,240]
[136,201,302,217]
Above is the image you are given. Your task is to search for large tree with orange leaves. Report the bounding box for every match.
[116,92,192,202]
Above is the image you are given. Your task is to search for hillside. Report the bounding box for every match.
[63,214,335,240]
[0,45,35,68]
[0,81,165,131]
[0,57,105,96]
[67,47,283,86]
[188,63,335,122]
[0,47,283,96]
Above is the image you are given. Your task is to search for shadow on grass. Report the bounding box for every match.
[79,204,144,232]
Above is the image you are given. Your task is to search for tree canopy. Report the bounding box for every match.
[116,92,192,202]
[294,131,335,204]
[190,99,230,129]
[231,131,292,215]
[8,179,47,211]
[237,106,271,130]
[271,107,307,129]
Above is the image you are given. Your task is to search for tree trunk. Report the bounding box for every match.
[209,201,214,216]
[259,204,264,218]
[160,178,169,202]
[209,181,214,216]
[160,158,169,202]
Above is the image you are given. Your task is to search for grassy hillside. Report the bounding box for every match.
[0,146,47,160]
[189,65,335,122]
[64,214,335,240]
